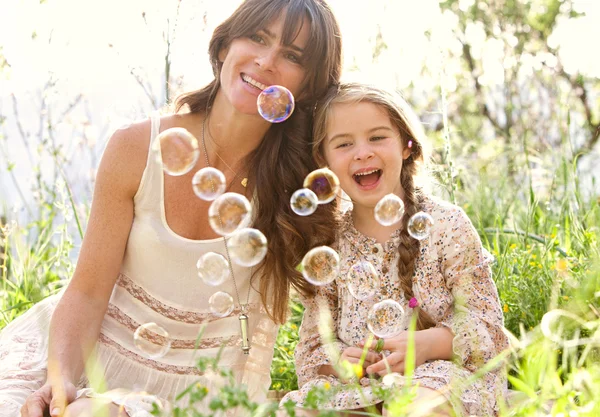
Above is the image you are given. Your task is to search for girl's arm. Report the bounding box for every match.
[294,279,349,385]
[45,123,150,415]
[436,206,509,371]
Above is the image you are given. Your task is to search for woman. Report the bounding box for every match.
[0,1,342,416]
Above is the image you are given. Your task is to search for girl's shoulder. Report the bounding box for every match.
[420,194,475,229]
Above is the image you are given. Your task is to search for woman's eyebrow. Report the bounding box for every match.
[261,28,305,53]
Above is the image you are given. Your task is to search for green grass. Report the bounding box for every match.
[1,130,599,415]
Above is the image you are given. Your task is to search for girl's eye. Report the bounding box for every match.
[250,34,265,44]
[335,142,350,149]
[370,136,387,141]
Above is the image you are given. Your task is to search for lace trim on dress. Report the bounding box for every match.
[115,273,261,323]
[106,304,240,349]
[97,333,244,376]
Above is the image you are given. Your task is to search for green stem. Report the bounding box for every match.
[482,228,568,257]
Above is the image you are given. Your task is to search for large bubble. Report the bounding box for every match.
[290,188,319,216]
[374,194,405,226]
[303,168,340,205]
[133,322,172,359]
[347,261,380,300]
[407,212,434,241]
[301,246,340,286]
[367,299,405,338]
[192,167,226,201]
[152,128,199,176]
[209,291,235,317]
[196,252,230,286]
[208,192,252,236]
[257,85,295,123]
[227,228,268,267]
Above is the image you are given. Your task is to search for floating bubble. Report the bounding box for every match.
[347,261,380,300]
[152,128,199,176]
[382,372,406,387]
[257,85,295,123]
[192,167,226,201]
[301,246,340,286]
[133,322,171,359]
[209,291,235,317]
[540,309,587,345]
[303,168,340,204]
[227,228,268,267]
[374,194,405,226]
[208,192,252,236]
[196,252,230,286]
[290,188,318,216]
[367,299,405,338]
[407,212,435,240]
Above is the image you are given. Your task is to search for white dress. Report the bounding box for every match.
[0,113,279,416]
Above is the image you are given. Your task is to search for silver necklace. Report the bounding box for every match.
[202,115,252,355]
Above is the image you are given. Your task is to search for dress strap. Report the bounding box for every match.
[149,111,161,145]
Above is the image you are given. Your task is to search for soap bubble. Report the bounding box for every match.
[290,188,318,216]
[374,194,405,226]
[303,168,340,204]
[196,252,230,286]
[208,192,252,236]
[209,291,235,317]
[367,299,404,338]
[347,261,380,300]
[153,128,199,176]
[227,228,268,267]
[407,212,434,240]
[192,167,226,201]
[257,85,295,123]
[133,323,171,359]
[301,246,340,286]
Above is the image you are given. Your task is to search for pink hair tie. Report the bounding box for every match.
[407,140,413,149]
[408,297,418,308]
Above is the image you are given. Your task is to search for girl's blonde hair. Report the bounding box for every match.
[313,82,435,330]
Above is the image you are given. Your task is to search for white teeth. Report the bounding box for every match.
[354,169,380,176]
[242,74,267,90]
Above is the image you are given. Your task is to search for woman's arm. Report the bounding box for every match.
[43,122,150,415]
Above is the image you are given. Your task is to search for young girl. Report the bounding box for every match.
[282,83,509,416]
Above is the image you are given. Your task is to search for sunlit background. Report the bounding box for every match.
[1,0,599,216]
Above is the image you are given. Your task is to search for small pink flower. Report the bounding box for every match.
[408,297,418,308]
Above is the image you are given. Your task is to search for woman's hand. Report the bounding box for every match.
[21,380,77,417]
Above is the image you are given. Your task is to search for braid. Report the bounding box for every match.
[396,155,436,330]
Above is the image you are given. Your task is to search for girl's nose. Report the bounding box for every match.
[353,145,374,161]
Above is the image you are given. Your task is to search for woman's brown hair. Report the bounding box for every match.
[312,83,436,330]
[175,0,343,324]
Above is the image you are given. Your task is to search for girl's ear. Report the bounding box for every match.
[403,146,412,160]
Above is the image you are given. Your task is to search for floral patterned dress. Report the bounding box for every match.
[282,195,509,416]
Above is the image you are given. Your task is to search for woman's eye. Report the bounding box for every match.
[286,53,301,64]
[250,34,265,44]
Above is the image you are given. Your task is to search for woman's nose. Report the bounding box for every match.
[255,49,277,72]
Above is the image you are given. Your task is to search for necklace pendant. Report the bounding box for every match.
[241,178,248,188]
[239,313,250,354]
